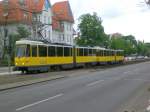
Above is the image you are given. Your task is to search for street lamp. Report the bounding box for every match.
[145,0,150,5]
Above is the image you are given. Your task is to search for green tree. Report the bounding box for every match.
[137,41,147,56]
[16,25,31,39]
[77,13,108,47]
[7,25,31,63]
[145,43,150,56]
[110,35,137,56]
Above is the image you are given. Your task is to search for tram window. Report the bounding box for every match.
[101,50,103,56]
[26,45,30,57]
[121,51,124,56]
[108,51,110,56]
[64,47,70,56]
[98,50,101,56]
[39,46,47,57]
[56,47,63,56]
[31,45,37,57]
[84,48,88,56]
[70,48,73,56]
[89,49,92,56]
[16,45,25,57]
[96,50,99,56]
[116,52,119,56]
[48,46,56,56]
[111,51,113,56]
[79,48,84,56]
[118,52,120,56]
[104,51,106,56]
[93,49,96,56]
[107,51,109,56]
[105,51,107,56]
[77,48,79,56]
[109,51,111,56]
[100,51,102,56]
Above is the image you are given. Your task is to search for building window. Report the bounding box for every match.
[49,30,51,39]
[70,25,72,31]
[48,17,50,24]
[68,35,70,42]
[62,34,64,41]
[44,16,46,24]
[23,12,28,19]
[39,16,41,22]
[45,30,47,38]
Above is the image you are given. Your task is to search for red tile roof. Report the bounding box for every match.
[52,1,74,30]
[0,0,46,24]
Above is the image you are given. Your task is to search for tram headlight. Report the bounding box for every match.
[15,63,18,65]
[22,63,25,65]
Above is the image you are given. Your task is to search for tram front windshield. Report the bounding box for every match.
[16,45,30,57]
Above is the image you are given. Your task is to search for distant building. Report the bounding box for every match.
[52,1,74,45]
[109,33,122,39]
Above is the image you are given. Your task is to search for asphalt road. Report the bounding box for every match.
[0,62,150,112]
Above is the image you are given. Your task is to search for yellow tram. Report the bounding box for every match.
[14,40,124,73]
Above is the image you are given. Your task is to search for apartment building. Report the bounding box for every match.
[0,0,74,58]
[52,1,74,45]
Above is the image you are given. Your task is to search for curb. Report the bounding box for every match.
[0,75,65,91]
[0,71,21,76]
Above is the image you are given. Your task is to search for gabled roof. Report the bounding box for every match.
[52,1,74,23]
[0,0,51,24]
[30,0,51,12]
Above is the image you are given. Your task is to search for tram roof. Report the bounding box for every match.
[16,40,73,48]
[16,40,124,52]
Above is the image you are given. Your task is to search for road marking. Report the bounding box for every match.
[16,93,63,111]
[123,71,131,74]
[146,100,150,111]
[87,80,104,87]
[123,78,150,82]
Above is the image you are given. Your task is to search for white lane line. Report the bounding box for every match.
[147,105,150,111]
[87,80,104,87]
[123,71,131,74]
[16,93,63,111]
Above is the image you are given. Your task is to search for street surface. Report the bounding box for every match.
[0,67,11,73]
[0,62,150,112]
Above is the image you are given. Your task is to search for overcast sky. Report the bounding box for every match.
[51,0,150,42]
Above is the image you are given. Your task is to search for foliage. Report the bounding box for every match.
[77,13,109,47]
[16,25,31,39]
[110,36,137,56]
[110,34,150,56]
[3,25,31,63]
[10,26,30,61]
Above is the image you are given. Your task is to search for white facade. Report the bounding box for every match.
[52,21,74,45]
[36,2,53,42]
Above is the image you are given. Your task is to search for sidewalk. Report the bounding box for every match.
[0,66,13,73]
[0,75,65,91]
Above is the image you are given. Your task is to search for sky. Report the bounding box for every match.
[51,0,150,42]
